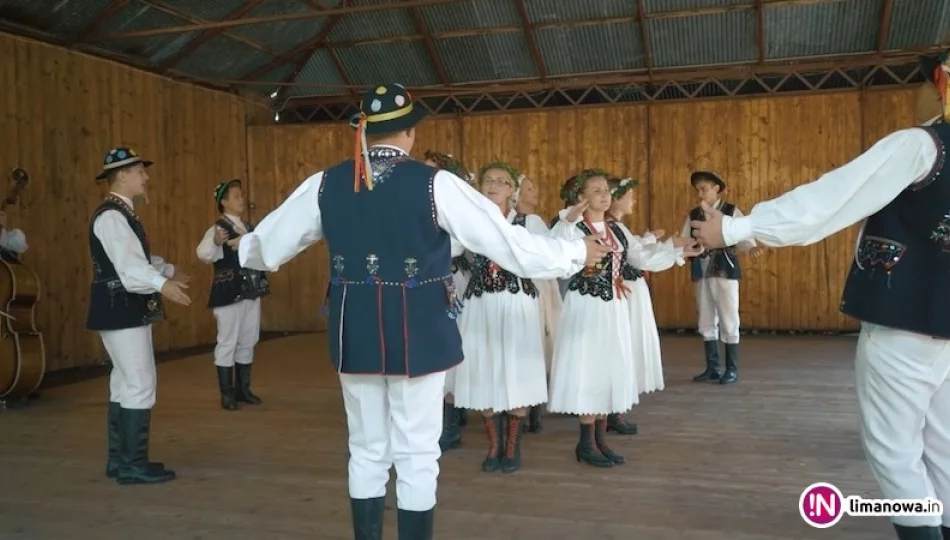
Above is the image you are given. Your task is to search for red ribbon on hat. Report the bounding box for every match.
[353,112,373,192]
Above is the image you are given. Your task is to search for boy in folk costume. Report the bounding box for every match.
[196,180,269,410]
[548,170,700,468]
[235,84,608,539]
[423,150,472,451]
[690,52,950,540]
[452,162,550,474]
[681,171,763,385]
[87,147,191,485]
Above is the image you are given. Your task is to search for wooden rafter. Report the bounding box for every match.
[406,0,451,85]
[276,0,355,97]
[158,0,265,70]
[72,0,130,43]
[755,0,765,63]
[240,5,347,82]
[141,0,277,56]
[876,0,894,54]
[514,0,546,80]
[635,0,652,72]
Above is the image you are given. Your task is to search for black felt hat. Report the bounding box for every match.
[96,147,153,181]
[349,83,427,135]
[920,52,949,84]
[690,170,726,191]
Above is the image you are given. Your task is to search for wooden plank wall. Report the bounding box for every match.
[248,88,920,333]
[0,33,248,372]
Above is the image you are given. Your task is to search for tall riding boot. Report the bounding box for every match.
[605,413,638,435]
[397,508,434,540]
[350,497,385,540]
[234,363,262,404]
[574,422,613,468]
[524,405,543,433]
[116,408,176,485]
[106,402,164,478]
[692,340,722,382]
[456,407,468,427]
[594,418,625,464]
[893,524,942,539]
[720,343,739,384]
[481,414,504,472]
[501,414,523,474]
[217,366,239,410]
[438,401,462,452]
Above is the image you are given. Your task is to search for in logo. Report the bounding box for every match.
[800,482,845,528]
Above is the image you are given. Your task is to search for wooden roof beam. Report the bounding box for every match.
[876,0,893,54]
[406,1,452,85]
[240,6,346,82]
[158,0,265,70]
[271,0,355,98]
[755,0,765,63]
[514,0,546,81]
[635,0,653,72]
[72,0,130,43]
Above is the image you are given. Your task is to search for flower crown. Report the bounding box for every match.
[609,177,639,199]
[477,161,522,189]
[561,168,612,204]
[424,151,471,182]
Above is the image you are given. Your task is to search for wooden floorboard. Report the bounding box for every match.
[0,333,894,539]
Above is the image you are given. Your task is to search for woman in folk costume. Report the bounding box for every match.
[515,175,562,434]
[547,169,701,467]
[453,161,549,474]
[423,150,472,451]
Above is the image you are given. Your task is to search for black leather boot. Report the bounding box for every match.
[438,401,461,452]
[893,524,942,539]
[720,343,739,384]
[523,405,543,434]
[693,340,722,382]
[942,526,950,540]
[107,402,164,478]
[456,407,468,427]
[575,422,613,468]
[397,508,434,540]
[481,414,504,472]
[116,408,176,485]
[350,497,385,540]
[217,366,239,410]
[594,418,625,464]
[501,414,523,474]
[605,413,638,435]
[234,363,262,404]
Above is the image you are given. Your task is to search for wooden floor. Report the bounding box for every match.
[0,333,895,539]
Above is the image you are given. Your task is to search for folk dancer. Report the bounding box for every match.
[548,170,700,467]
[681,171,763,385]
[689,52,950,540]
[235,84,609,539]
[86,147,191,485]
[452,162,549,474]
[196,179,269,410]
[424,150,472,451]
[515,174,561,434]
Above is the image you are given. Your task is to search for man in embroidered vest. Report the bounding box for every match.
[87,147,192,485]
[680,170,763,385]
[236,83,609,540]
[690,52,950,540]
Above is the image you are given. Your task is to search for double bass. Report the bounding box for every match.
[0,168,45,399]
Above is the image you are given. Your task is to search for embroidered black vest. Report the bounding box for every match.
[567,221,642,301]
[207,218,270,309]
[319,147,463,377]
[689,202,741,281]
[839,123,950,338]
[86,197,165,331]
[464,213,538,299]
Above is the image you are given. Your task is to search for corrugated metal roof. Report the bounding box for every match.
[175,34,273,80]
[650,10,757,67]
[330,0,417,42]
[288,49,347,97]
[526,0,635,22]
[152,0,239,21]
[436,33,537,82]
[99,3,200,64]
[765,0,881,58]
[536,23,645,76]
[642,0,748,13]
[0,0,115,37]
[886,0,950,50]
[420,0,519,33]
[229,0,327,53]
[335,41,441,86]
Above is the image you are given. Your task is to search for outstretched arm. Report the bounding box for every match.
[616,223,686,272]
[722,128,938,247]
[434,172,586,279]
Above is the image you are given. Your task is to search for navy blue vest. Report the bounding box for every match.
[567,221,642,301]
[319,147,463,377]
[86,197,165,331]
[464,213,538,300]
[689,202,741,281]
[839,123,950,338]
[207,218,270,308]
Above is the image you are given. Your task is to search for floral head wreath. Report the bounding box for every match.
[477,161,522,189]
[561,168,612,205]
[608,176,639,200]
[424,151,473,184]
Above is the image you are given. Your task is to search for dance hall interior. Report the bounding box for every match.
[0,1,945,539]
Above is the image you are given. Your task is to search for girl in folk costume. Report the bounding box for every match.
[547,169,700,468]
[423,150,473,450]
[196,180,270,410]
[453,161,549,474]
[515,175,561,433]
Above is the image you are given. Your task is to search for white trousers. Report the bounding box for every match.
[856,323,950,527]
[213,298,261,367]
[341,371,446,511]
[693,277,740,343]
[101,325,157,410]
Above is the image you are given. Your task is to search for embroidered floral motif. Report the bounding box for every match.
[567,221,640,302]
[932,214,950,251]
[404,257,419,288]
[462,219,537,299]
[856,235,907,271]
[331,254,344,285]
[444,278,463,319]
[366,148,410,187]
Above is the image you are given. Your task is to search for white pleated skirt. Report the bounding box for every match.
[548,290,638,416]
[627,279,665,395]
[452,290,548,412]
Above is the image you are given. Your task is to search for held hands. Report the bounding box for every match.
[646,228,665,240]
[565,200,589,222]
[689,201,726,249]
[213,226,228,246]
[171,269,191,285]
[160,279,191,306]
[582,235,611,266]
[226,234,244,249]
[749,246,766,258]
